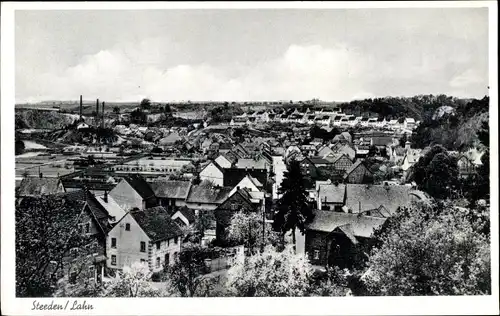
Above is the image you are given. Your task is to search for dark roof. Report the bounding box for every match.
[343,160,370,178]
[348,117,356,121]
[223,167,267,187]
[17,177,62,196]
[308,157,333,165]
[124,175,155,200]
[150,180,191,199]
[345,184,415,215]
[177,207,196,223]
[306,210,386,238]
[131,206,183,242]
[186,182,233,204]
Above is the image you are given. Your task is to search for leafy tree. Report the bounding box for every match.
[273,159,314,247]
[410,145,459,199]
[16,196,93,297]
[477,120,489,148]
[100,262,164,297]
[112,106,120,114]
[15,139,25,155]
[162,243,212,297]
[228,211,282,254]
[140,98,152,110]
[364,202,490,295]
[225,245,313,296]
[130,109,147,124]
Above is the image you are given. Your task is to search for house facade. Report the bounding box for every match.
[199,161,224,186]
[343,161,373,184]
[109,175,157,211]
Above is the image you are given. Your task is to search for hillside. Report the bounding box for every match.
[15,110,77,130]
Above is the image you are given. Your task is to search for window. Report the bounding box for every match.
[111,255,117,265]
[156,257,161,268]
[156,241,161,250]
[140,241,146,252]
[140,259,146,263]
[111,238,117,248]
[313,250,320,260]
[230,203,238,211]
[167,239,170,247]
[125,223,130,231]
[85,222,90,234]
[174,237,178,244]
[165,253,170,266]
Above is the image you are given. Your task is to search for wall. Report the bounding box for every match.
[305,230,329,266]
[199,163,224,186]
[106,213,150,270]
[346,164,370,184]
[109,180,144,211]
[150,236,182,272]
[229,176,260,196]
[215,155,232,169]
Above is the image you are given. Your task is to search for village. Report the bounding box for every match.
[14,93,490,297]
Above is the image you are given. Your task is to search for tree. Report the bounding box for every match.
[101,262,164,297]
[228,211,282,254]
[273,159,314,247]
[112,106,120,115]
[130,109,147,124]
[140,98,152,110]
[16,196,93,297]
[225,245,313,296]
[364,202,490,295]
[477,120,489,148]
[162,243,211,297]
[15,139,25,155]
[410,145,459,199]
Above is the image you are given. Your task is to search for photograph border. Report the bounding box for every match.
[2,1,498,315]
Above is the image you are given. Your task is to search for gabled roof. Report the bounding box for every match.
[60,189,111,233]
[17,177,62,196]
[131,206,183,242]
[186,182,233,204]
[223,168,267,188]
[150,180,192,200]
[175,207,196,223]
[306,210,386,238]
[343,160,371,178]
[123,175,155,200]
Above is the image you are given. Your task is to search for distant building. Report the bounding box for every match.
[108,175,157,211]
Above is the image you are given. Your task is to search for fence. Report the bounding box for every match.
[203,245,244,274]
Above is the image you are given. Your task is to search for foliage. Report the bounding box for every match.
[409,145,459,199]
[210,103,243,123]
[193,211,216,238]
[15,139,26,155]
[130,109,147,124]
[228,211,283,254]
[112,106,120,114]
[225,245,313,296]
[140,98,152,110]
[309,125,340,141]
[307,267,353,296]
[162,243,212,297]
[16,196,93,297]
[100,262,164,297]
[273,159,314,245]
[364,202,491,295]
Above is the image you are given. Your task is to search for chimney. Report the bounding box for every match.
[104,190,108,203]
[405,141,411,150]
[102,101,105,128]
[79,95,83,120]
[96,99,100,125]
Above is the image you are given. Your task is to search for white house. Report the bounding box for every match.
[106,207,183,272]
[215,154,234,169]
[229,175,264,197]
[404,118,416,130]
[199,161,224,186]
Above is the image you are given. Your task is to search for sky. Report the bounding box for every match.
[15,8,489,103]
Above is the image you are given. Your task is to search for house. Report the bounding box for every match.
[159,132,182,146]
[404,118,416,130]
[317,183,346,211]
[343,160,373,184]
[315,183,423,216]
[214,188,260,245]
[230,117,247,126]
[185,181,233,211]
[76,122,91,130]
[318,145,334,158]
[457,155,476,178]
[171,207,196,227]
[106,206,183,272]
[108,175,157,211]
[150,180,192,210]
[330,143,356,161]
[94,191,127,224]
[223,167,268,189]
[17,176,65,198]
[401,145,422,171]
[228,174,264,197]
[199,161,225,186]
[323,154,354,174]
[301,210,386,267]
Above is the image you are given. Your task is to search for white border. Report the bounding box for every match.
[1,2,498,315]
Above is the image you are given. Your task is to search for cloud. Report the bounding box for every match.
[16,40,488,103]
[16,43,373,103]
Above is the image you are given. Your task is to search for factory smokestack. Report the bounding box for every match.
[102,101,105,128]
[96,98,99,126]
[79,95,83,120]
